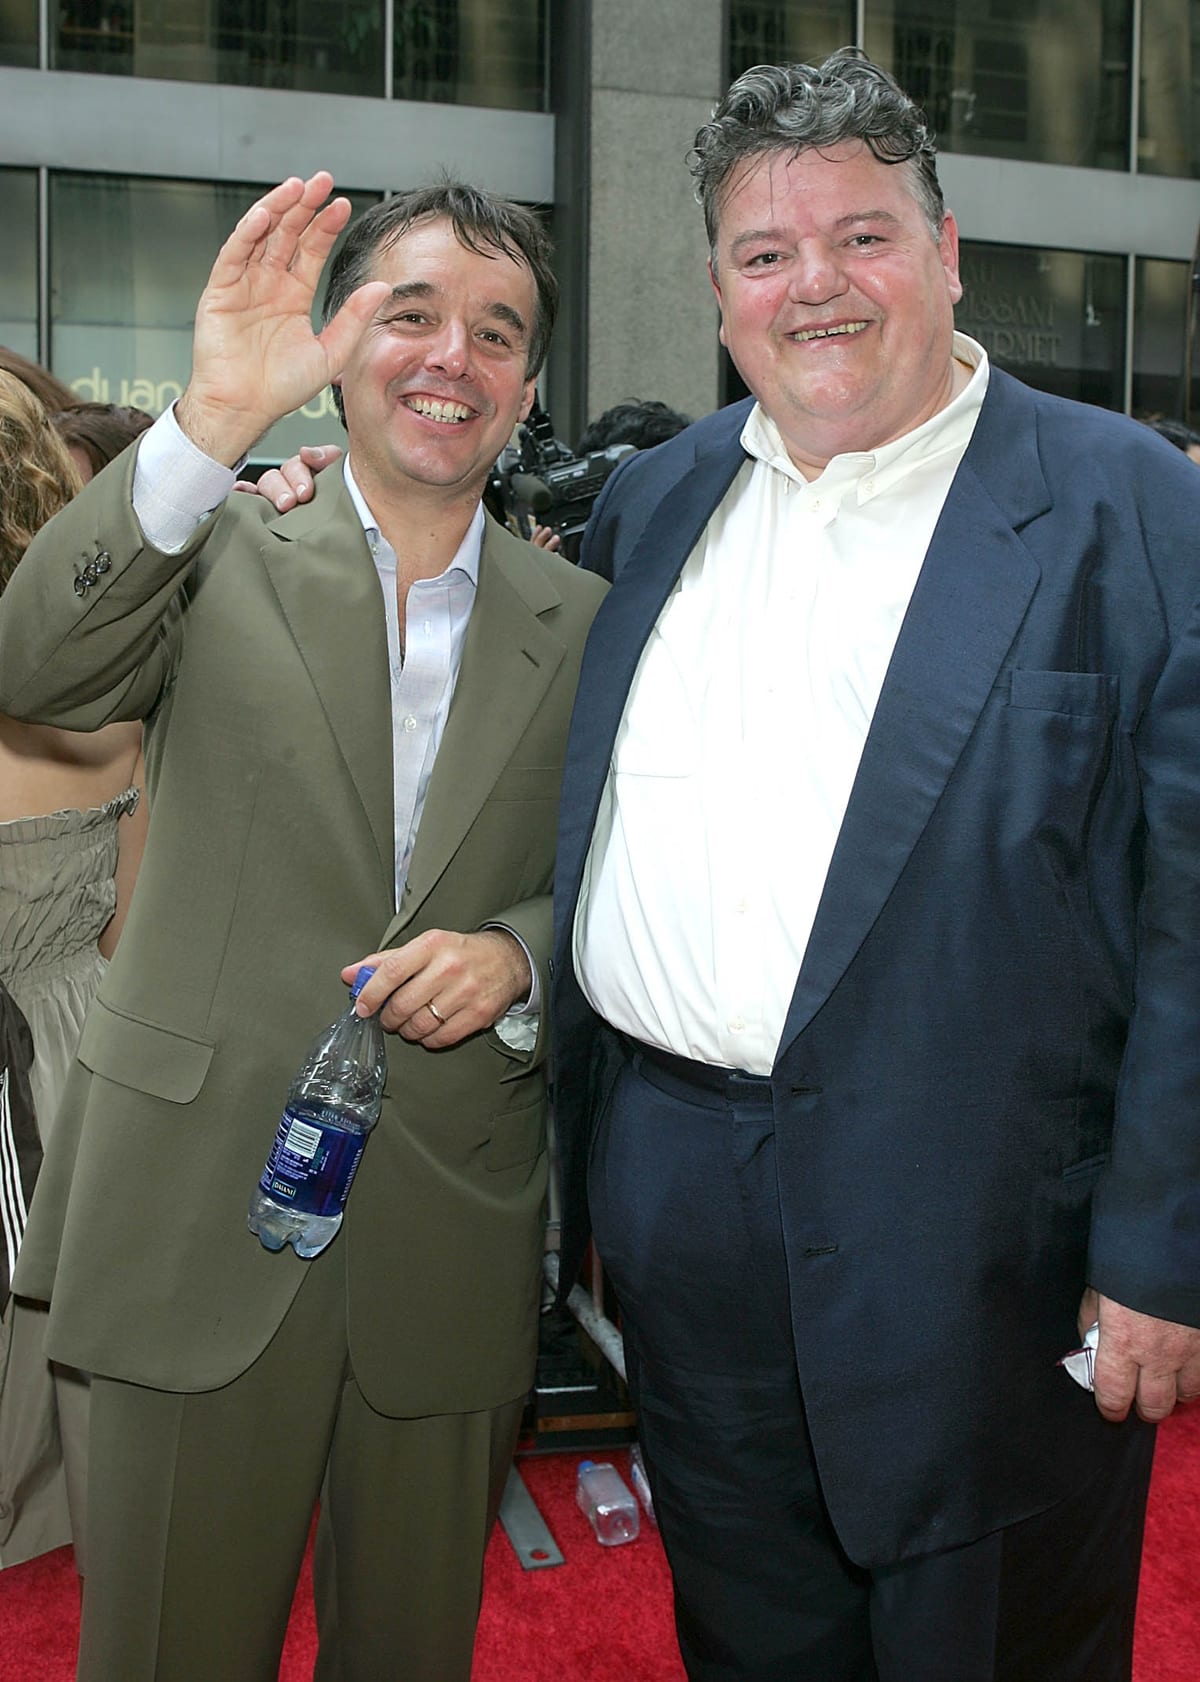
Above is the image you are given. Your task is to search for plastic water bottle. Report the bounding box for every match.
[248,965,386,1258]
[629,1442,657,1525]
[576,1459,640,1546]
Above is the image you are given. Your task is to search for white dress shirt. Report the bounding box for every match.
[575,333,990,1074]
[341,467,482,909]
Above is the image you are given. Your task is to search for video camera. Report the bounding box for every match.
[487,400,634,563]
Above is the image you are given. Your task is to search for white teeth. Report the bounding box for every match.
[792,322,869,342]
[406,397,472,422]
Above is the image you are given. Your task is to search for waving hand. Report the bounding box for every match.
[176,172,389,465]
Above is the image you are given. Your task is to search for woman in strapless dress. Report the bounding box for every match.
[0,370,148,1573]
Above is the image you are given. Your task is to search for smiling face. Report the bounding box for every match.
[710,142,963,475]
[335,216,537,507]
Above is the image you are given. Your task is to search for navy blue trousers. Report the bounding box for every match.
[588,1038,1153,1682]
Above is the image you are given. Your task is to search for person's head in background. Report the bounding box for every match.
[0,370,82,593]
[0,346,80,418]
[576,400,693,456]
[1142,415,1200,466]
[52,402,155,483]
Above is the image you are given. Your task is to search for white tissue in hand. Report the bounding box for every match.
[1060,1321,1099,1391]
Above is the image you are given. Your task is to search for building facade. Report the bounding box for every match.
[2,0,1198,458]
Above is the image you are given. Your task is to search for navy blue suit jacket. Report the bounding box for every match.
[551,367,1200,1565]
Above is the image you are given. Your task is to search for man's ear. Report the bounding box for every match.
[939,211,963,307]
[709,258,728,349]
[518,377,537,424]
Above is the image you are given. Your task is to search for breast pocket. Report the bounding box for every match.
[487,765,561,802]
[1007,669,1116,717]
[997,668,1119,887]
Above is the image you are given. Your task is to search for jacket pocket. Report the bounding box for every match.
[485,1096,545,1171]
[76,998,214,1103]
[488,765,561,801]
[1061,1151,1109,1183]
[1007,669,1115,717]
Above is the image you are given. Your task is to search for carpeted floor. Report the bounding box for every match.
[3,1408,1198,1680]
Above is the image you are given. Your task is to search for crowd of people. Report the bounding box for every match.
[1,43,1198,1682]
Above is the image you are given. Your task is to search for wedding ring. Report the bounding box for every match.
[428,1002,446,1025]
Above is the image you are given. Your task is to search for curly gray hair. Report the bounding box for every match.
[691,47,945,265]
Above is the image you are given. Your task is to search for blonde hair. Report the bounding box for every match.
[0,369,82,594]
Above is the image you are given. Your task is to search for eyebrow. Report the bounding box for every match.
[384,281,528,339]
[386,281,435,304]
[728,208,903,257]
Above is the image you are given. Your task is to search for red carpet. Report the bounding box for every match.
[3,1416,1197,1680]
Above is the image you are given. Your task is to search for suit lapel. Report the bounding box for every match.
[776,372,1049,1059]
[384,519,567,937]
[258,479,394,897]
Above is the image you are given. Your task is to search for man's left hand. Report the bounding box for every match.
[342,929,531,1048]
[1080,1288,1200,1423]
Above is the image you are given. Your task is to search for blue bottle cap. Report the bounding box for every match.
[349,965,377,1002]
[578,1460,595,1472]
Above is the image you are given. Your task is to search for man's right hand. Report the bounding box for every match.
[176,173,389,468]
[234,443,344,511]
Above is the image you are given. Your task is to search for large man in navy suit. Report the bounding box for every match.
[552,48,1200,1682]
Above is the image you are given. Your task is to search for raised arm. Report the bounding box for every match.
[0,173,391,727]
[175,172,389,464]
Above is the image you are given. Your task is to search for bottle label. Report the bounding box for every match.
[258,1106,367,1217]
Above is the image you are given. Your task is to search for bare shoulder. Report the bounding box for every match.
[0,715,143,822]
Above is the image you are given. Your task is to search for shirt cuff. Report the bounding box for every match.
[489,921,539,1055]
[132,404,242,555]
[481,922,541,1015]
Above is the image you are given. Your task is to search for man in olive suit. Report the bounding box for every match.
[0,173,605,1682]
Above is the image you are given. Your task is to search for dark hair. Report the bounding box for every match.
[576,400,693,456]
[52,402,154,478]
[1142,416,1200,454]
[0,346,81,416]
[691,47,945,263]
[322,183,557,426]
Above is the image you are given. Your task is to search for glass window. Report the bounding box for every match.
[955,242,1126,409]
[0,169,38,360]
[393,0,547,111]
[47,0,549,107]
[1139,0,1200,177]
[0,0,38,67]
[1132,256,1190,417]
[49,174,379,460]
[727,2,855,82]
[51,0,386,96]
[865,2,1133,171]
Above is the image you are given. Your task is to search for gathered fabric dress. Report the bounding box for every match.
[0,787,139,1571]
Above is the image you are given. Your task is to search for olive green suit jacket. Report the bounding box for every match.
[0,446,606,1415]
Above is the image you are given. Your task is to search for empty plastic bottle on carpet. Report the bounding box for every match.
[248,965,386,1258]
[629,1442,657,1525]
[576,1460,640,1546]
